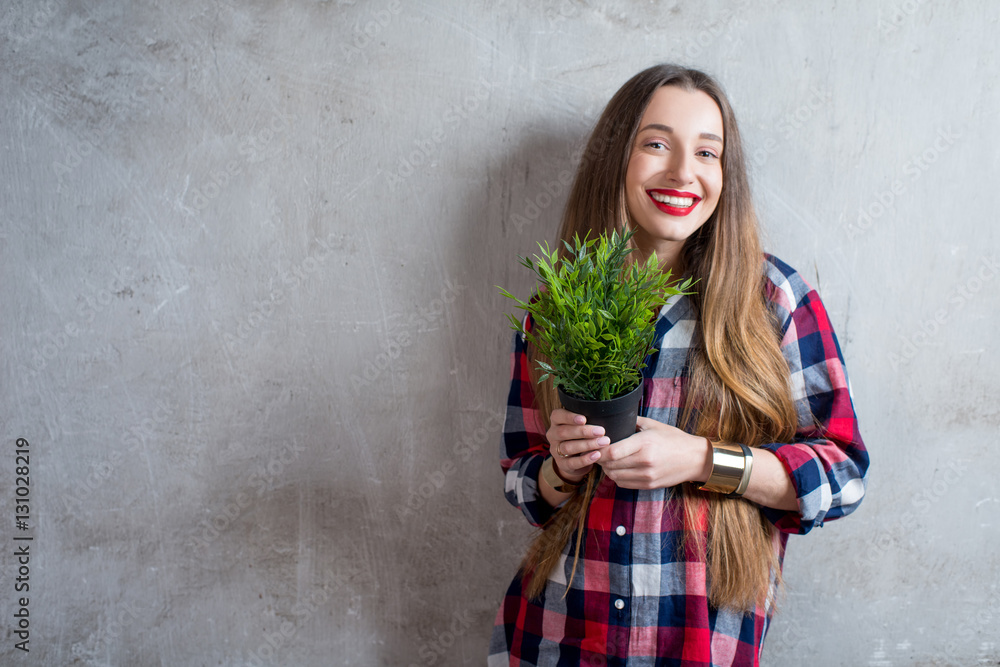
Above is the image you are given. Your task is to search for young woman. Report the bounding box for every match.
[489,64,869,665]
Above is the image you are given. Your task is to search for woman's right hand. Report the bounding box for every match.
[546,408,612,483]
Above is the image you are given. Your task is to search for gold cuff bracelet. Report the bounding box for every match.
[699,439,753,497]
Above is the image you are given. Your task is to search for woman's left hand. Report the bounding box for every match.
[597,416,711,489]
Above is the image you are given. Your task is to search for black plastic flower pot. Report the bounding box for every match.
[557,382,644,444]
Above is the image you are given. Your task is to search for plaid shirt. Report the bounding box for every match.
[489,255,869,666]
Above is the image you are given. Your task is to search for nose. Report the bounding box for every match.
[665,150,694,184]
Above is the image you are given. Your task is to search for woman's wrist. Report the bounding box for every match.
[693,433,714,484]
[541,457,582,496]
[551,454,587,484]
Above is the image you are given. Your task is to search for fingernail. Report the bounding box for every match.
[590,452,600,461]
[574,415,586,424]
[591,426,605,437]
[597,437,610,446]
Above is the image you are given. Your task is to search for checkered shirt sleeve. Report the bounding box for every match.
[759,254,870,534]
[499,313,559,528]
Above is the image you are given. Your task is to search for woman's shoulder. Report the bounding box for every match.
[761,253,820,322]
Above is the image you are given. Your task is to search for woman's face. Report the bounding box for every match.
[624,85,724,264]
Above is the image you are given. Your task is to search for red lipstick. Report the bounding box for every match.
[647,189,701,217]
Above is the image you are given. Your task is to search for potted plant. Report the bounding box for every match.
[499,229,695,443]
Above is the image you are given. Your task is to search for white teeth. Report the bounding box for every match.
[650,192,696,207]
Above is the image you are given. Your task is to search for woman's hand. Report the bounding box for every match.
[546,408,611,483]
[597,416,712,489]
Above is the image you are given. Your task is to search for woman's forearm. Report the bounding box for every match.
[740,447,799,511]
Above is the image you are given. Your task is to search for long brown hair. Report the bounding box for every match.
[519,64,798,611]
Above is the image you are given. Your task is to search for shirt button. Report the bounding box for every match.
[615,525,626,536]
[614,599,625,610]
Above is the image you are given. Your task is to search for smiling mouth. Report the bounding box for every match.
[647,189,701,215]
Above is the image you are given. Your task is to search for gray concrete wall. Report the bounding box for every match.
[1,1,997,664]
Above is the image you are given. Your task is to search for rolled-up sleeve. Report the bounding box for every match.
[758,257,870,534]
[500,317,559,527]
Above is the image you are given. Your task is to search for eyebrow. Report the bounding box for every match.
[638,123,723,144]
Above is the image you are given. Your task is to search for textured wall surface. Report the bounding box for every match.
[2,1,998,665]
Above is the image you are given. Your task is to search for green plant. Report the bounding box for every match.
[499,230,695,401]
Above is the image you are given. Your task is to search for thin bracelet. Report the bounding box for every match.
[541,456,582,494]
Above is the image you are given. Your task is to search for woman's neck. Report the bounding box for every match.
[631,232,685,279]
